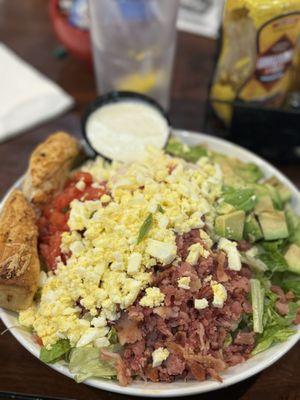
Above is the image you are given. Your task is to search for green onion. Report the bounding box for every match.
[137,213,153,244]
[157,205,165,214]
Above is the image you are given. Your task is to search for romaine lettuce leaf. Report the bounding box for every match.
[107,327,118,344]
[250,279,264,333]
[40,339,71,364]
[166,139,207,162]
[251,273,299,355]
[222,187,257,212]
[272,272,300,299]
[260,240,287,253]
[259,251,289,272]
[69,346,116,383]
[252,326,296,356]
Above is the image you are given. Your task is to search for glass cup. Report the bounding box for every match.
[88,0,180,110]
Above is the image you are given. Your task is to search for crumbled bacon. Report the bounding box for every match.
[116,231,255,384]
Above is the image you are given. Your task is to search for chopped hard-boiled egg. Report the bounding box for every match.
[139,287,165,308]
[211,281,227,308]
[194,298,209,310]
[218,238,241,271]
[152,347,170,367]
[186,242,209,265]
[146,239,177,265]
[127,252,142,274]
[199,229,213,249]
[178,276,191,290]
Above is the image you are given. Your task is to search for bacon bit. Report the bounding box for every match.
[189,361,206,381]
[237,241,252,252]
[100,349,132,386]
[207,367,223,382]
[275,301,290,316]
[145,366,159,382]
[234,331,255,346]
[271,285,286,302]
[216,251,229,282]
[115,313,142,345]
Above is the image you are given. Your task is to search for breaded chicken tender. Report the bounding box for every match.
[0,190,40,311]
[23,132,80,207]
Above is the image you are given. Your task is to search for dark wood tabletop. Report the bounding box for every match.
[0,1,299,399]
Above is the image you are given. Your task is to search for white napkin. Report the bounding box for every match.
[0,43,74,142]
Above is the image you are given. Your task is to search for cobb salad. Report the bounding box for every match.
[18,138,300,386]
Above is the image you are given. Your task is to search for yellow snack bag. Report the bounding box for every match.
[211,0,300,125]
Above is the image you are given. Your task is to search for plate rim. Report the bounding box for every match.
[0,129,299,397]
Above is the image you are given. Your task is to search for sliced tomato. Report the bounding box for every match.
[82,186,106,201]
[49,210,69,231]
[38,170,108,271]
[73,171,93,185]
[40,232,62,271]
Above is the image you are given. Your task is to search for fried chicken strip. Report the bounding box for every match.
[0,190,40,311]
[23,131,80,207]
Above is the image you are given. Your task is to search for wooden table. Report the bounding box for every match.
[0,1,299,399]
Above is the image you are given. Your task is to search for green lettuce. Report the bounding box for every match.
[251,277,298,355]
[258,251,289,272]
[222,187,257,212]
[272,272,300,299]
[250,279,264,334]
[107,327,118,344]
[69,346,117,383]
[40,339,71,364]
[252,327,296,356]
[166,139,207,162]
[235,163,263,183]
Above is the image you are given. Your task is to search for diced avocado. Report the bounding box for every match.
[213,156,262,188]
[244,214,263,243]
[214,157,246,188]
[254,196,274,213]
[234,163,263,183]
[216,202,236,215]
[258,211,289,241]
[284,244,300,275]
[284,204,300,245]
[252,184,282,210]
[215,210,246,241]
[265,177,292,204]
[285,204,299,233]
[291,225,300,246]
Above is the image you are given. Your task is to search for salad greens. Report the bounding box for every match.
[166,138,300,356]
[166,138,208,162]
[252,283,298,355]
[250,279,264,334]
[40,339,71,364]
[222,187,257,212]
[258,251,289,273]
[69,347,116,382]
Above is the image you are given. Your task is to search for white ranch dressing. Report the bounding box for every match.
[86,101,169,163]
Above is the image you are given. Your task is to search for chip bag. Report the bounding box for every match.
[210,0,300,125]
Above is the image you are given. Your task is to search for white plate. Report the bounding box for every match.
[1,130,299,397]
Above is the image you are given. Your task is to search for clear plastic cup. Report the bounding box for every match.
[88,0,180,110]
